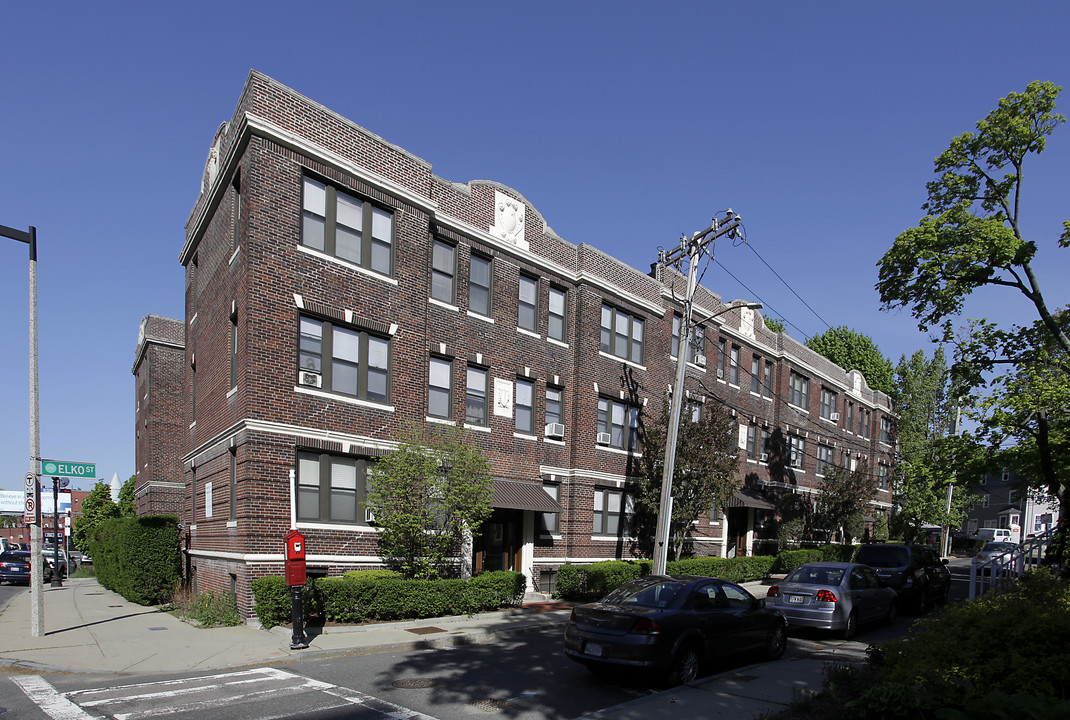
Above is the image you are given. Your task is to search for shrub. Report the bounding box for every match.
[250,575,316,629]
[167,589,242,627]
[554,561,646,601]
[771,545,857,574]
[89,515,181,605]
[668,555,775,582]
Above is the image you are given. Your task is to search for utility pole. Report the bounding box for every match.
[652,211,747,576]
[940,404,961,558]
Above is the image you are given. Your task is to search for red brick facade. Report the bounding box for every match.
[163,72,895,616]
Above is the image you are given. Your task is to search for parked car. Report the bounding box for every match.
[0,551,33,584]
[564,575,787,685]
[40,549,68,579]
[976,528,1014,543]
[974,541,1017,574]
[852,543,951,613]
[765,562,898,639]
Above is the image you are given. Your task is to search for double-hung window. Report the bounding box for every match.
[671,315,705,363]
[469,254,492,316]
[428,357,453,419]
[789,371,809,409]
[598,397,640,451]
[466,366,488,425]
[718,338,727,379]
[297,451,372,525]
[548,286,566,341]
[593,488,633,536]
[880,416,893,443]
[751,356,761,394]
[302,176,393,275]
[515,378,535,434]
[299,316,390,402]
[540,483,560,534]
[546,387,563,426]
[820,388,837,421]
[518,275,538,332]
[788,434,805,469]
[878,463,889,489]
[746,424,759,460]
[816,444,832,475]
[600,304,644,364]
[729,345,740,384]
[431,240,456,303]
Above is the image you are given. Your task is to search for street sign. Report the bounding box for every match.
[41,460,95,479]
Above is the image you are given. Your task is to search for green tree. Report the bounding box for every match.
[72,480,119,552]
[876,80,1069,356]
[815,461,877,544]
[118,475,136,517]
[805,326,894,396]
[635,400,740,561]
[365,424,493,579]
[764,317,786,334]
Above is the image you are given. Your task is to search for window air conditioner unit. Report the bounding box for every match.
[694,353,707,367]
[545,423,565,439]
[596,432,612,445]
[299,371,322,388]
[830,412,840,421]
[760,453,768,462]
[716,367,724,379]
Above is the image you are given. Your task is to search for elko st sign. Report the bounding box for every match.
[41,460,96,479]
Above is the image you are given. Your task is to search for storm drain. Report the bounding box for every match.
[392,678,440,689]
[469,698,514,712]
[405,626,445,635]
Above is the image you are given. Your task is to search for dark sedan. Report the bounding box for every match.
[564,575,787,685]
[0,551,32,584]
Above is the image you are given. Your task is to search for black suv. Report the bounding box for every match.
[852,543,950,613]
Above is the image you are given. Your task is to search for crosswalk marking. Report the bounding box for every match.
[13,667,439,720]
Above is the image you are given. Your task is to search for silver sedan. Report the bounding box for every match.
[765,562,898,639]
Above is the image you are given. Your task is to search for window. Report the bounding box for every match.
[232,172,242,252]
[228,448,237,522]
[600,304,644,364]
[789,371,809,408]
[816,444,832,475]
[299,316,390,402]
[297,451,372,525]
[548,286,566,341]
[302,176,393,275]
[465,366,488,425]
[428,357,452,419]
[518,275,538,332]
[431,240,456,303]
[469,253,492,316]
[515,378,534,434]
[880,416,894,443]
[729,345,740,385]
[860,409,871,438]
[788,434,805,469]
[546,386,563,426]
[672,315,704,363]
[751,356,761,393]
[190,465,197,524]
[190,356,197,422]
[820,388,837,421]
[718,338,727,378]
[540,483,560,534]
[598,397,640,451]
[229,306,238,390]
[982,494,990,509]
[763,360,773,397]
[746,424,759,460]
[846,401,855,432]
[878,463,889,489]
[593,488,633,535]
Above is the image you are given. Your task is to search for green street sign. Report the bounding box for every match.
[41,459,96,479]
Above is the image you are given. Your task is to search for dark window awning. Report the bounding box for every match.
[726,488,775,511]
[491,479,562,513]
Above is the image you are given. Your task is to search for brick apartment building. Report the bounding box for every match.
[132,315,186,516]
[140,71,895,616]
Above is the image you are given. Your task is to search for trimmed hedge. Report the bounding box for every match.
[555,556,775,601]
[770,544,857,575]
[668,555,775,582]
[89,515,181,606]
[251,571,527,629]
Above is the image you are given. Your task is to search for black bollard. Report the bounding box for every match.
[290,585,308,649]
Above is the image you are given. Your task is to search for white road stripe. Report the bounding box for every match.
[11,676,94,720]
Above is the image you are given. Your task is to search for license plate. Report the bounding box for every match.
[585,642,604,657]
[787,594,804,604]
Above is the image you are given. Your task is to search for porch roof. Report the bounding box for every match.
[491,479,562,513]
[726,488,775,511]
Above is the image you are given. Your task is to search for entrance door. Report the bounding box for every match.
[475,508,523,573]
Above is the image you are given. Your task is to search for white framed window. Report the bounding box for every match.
[466,366,488,425]
[515,378,535,434]
[600,304,644,364]
[297,451,373,525]
[598,397,640,450]
[431,240,456,303]
[548,286,567,341]
[302,176,393,275]
[518,275,538,332]
[299,316,390,402]
[593,488,634,535]
[469,253,492,316]
[789,371,809,408]
[428,357,453,419]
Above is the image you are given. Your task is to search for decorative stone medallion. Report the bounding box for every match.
[490,190,528,250]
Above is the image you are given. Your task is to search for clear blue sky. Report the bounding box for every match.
[2,1,1068,494]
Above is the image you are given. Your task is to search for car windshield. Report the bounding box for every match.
[602,580,684,608]
[786,566,845,586]
[855,546,909,568]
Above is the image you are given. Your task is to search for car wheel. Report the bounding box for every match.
[765,621,787,660]
[667,643,702,686]
[885,599,898,626]
[841,610,858,641]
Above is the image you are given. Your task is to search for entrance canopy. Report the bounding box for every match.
[491,479,562,513]
[726,488,775,511]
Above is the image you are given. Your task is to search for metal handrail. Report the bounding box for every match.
[968,528,1055,600]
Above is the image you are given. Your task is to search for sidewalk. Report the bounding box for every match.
[0,577,859,718]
